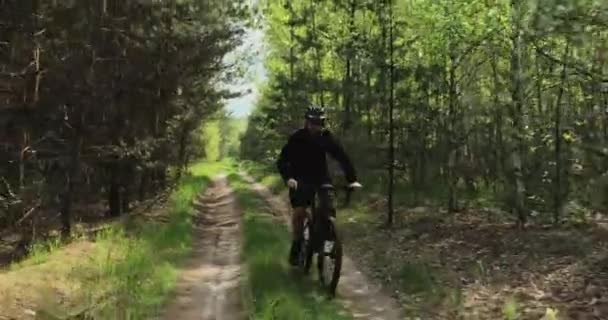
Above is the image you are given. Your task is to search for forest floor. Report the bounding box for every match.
[342,206,608,320]
[0,161,407,320]
[4,160,608,319]
[0,202,125,267]
[157,176,246,320]
[243,161,608,320]
[0,161,227,319]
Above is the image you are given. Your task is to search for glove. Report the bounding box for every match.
[348,181,363,189]
[287,178,298,190]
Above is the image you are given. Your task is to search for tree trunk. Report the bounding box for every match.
[139,169,148,201]
[158,166,167,189]
[60,130,83,239]
[342,0,356,132]
[108,165,122,218]
[553,41,570,224]
[536,53,543,115]
[288,3,296,124]
[365,71,373,138]
[121,162,133,214]
[122,184,130,214]
[491,54,502,195]
[176,123,189,181]
[343,56,352,131]
[310,0,324,107]
[377,0,388,130]
[387,0,395,227]
[447,57,458,213]
[18,132,28,190]
[510,0,527,227]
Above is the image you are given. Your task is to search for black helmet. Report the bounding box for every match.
[304,104,326,125]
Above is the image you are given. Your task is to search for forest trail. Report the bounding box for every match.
[243,173,405,320]
[158,176,246,320]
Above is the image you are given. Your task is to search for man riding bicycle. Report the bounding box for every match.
[276,104,362,266]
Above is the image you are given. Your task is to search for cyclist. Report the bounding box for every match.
[276,104,362,266]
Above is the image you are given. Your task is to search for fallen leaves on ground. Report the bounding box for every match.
[340,207,608,320]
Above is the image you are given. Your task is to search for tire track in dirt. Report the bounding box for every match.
[241,173,405,320]
[158,176,245,320]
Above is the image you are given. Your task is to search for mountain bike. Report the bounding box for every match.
[296,182,355,297]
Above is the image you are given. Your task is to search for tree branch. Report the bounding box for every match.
[16,202,42,225]
[534,43,600,79]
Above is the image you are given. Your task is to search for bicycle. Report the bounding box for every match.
[295,182,355,297]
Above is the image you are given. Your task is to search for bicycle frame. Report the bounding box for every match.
[307,184,336,252]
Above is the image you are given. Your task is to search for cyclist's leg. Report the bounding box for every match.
[288,186,314,265]
[289,187,313,237]
[292,206,307,241]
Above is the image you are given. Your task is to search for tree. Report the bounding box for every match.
[0,0,248,244]
[243,0,608,226]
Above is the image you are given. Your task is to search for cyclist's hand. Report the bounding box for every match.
[348,181,363,189]
[287,178,298,190]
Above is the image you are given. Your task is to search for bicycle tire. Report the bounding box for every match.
[317,219,343,297]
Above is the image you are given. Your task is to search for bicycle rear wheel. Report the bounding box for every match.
[317,218,343,297]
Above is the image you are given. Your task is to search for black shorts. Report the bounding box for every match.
[289,185,316,208]
[289,185,336,217]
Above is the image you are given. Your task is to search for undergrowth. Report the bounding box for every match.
[0,160,231,319]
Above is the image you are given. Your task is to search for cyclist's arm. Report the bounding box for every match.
[276,137,294,184]
[324,131,357,183]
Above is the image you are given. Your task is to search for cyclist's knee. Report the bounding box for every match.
[293,207,307,220]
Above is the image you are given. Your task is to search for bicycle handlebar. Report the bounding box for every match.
[293,182,359,208]
[335,184,357,207]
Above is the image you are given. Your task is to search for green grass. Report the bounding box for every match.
[9,236,64,269]
[0,160,231,319]
[397,262,436,295]
[502,297,520,320]
[239,160,284,193]
[229,173,352,320]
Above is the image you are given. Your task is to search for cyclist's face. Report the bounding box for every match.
[306,120,324,134]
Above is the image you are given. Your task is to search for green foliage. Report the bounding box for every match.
[203,121,222,162]
[221,117,249,158]
[243,0,608,223]
[4,161,229,319]
[0,0,248,234]
[502,298,521,320]
[542,307,560,320]
[11,237,63,269]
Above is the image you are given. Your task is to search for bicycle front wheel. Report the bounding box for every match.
[317,219,343,297]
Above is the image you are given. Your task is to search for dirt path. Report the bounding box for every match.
[242,174,405,320]
[158,176,245,320]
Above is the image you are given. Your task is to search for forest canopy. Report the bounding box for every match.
[240,0,608,226]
